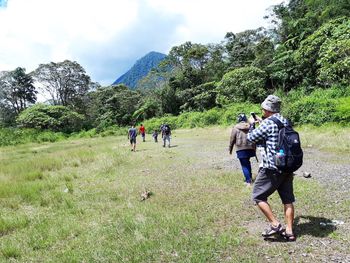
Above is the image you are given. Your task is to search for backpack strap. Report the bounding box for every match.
[270,116,285,130]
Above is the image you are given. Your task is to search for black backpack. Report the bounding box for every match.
[270,117,303,173]
[163,125,170,135]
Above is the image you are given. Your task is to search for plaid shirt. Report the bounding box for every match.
[247,113,287,170]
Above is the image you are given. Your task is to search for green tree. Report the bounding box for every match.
[318,38,350,87]
[189,82,217,111]
[0,67,37,115]
[295,17,349,87]
[32,60,94,112]
[132,98,161,122]
[267,45,301,91]
[216,67,267,105]
[204,44,228,82]
[89,85,141,128]
[225,28,267,69]
[252,37,275,71]
[270,0,350,50]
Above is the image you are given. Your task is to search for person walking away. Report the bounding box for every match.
[247,95,296,241]
[139,124,146,142]
[160,124,164,139]
[128,125,137,152]
[162,124,171,148]
[229,113,256,186]
[152,129,158,143]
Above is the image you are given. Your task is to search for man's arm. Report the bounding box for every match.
[247,120,270,143]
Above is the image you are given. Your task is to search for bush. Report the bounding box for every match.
[17,104,84,133]
[35,131,66,143]
[334,97,350,124]
[0,128,67,147]
[283,87,350,126]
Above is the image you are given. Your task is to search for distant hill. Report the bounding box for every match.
[112,51,167,89]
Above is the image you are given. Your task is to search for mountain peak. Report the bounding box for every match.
[112,51,167,89]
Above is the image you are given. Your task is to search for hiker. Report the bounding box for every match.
[160,124,164,138]
[152,129,158,143]
[128,125,137,152]
[139,124,146,142]
[161,123,171,148]
[229,113,256,186]
[247,95,296,241]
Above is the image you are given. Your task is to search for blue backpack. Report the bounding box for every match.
[270,117,303,173]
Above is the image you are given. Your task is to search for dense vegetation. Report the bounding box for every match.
[0,0,349,146]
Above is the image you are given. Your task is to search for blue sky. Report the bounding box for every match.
[0,0,7,7]
[0,0,285,86]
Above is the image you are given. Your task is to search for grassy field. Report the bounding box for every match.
[0,127,349,262]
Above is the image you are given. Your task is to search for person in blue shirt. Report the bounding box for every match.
[128,125,137,152]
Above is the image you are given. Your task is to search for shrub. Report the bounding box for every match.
[17,104,84,133]
[334,97,350,124]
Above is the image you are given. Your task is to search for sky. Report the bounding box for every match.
[0,0,285,86]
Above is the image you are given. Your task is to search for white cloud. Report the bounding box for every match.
[0,0,284,85]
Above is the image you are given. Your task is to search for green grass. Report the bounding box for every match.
[299,124,350,152]
[0,127,349,262]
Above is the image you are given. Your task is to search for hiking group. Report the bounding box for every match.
[229,94,303,242]
[127,123,172,151]
[128,94,303,242]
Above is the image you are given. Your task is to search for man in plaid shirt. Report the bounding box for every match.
[247,95,296,241]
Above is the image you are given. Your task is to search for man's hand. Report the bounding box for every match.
[248,116,256,125]
[248,115,262,125]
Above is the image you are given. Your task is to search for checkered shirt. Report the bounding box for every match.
[247,113,288,170]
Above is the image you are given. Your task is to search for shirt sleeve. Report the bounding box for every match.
[247,121,271,143]
[229,127,237,153]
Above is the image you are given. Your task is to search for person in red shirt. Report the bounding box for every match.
[139,124,146,142]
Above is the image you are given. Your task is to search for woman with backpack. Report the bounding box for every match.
[229,113,256,186]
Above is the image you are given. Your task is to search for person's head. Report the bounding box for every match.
[261,95,281,118]
[140,124,143,126]
[237,113,247,123]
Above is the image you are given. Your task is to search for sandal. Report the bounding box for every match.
[262,223,284,237]
[281,231,296,242]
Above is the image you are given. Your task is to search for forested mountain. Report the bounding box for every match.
[112,51,167,89]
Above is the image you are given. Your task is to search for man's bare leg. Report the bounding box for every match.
[257,201,279,227]
[284,203,294,234]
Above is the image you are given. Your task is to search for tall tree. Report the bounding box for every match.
[295,17,350,87]
[0,67,37,115]
[32,60,93,112]
[270,0,350,49]
[225,28,267,69]
[89,85,141,128]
